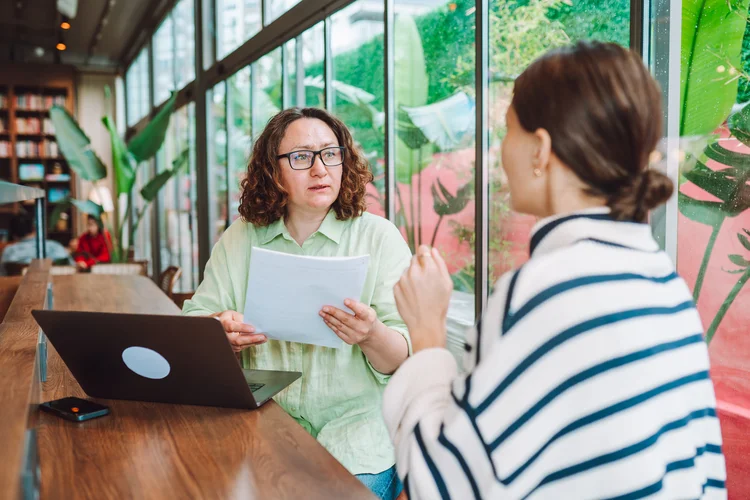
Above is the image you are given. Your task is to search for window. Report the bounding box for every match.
[216,0,261,60]
[125,48,150,126]
[227,67,251,223]
[174,0,196,88]
[153,17,175,106]
[208,82,228,244]
[669,2,750,487]
[251,48,282,139]
[331,0,385,215]
[264,0,301,25]
[157,104,199,292]
[299,22,325,108]
[487,0,630,289]
[394,0,477,321]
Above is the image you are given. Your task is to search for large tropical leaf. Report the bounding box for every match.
[728,254,750,267]
[102,115,136,196]
[49,106,107,181]
[729,102,750,147]
[402,92,476,150]
[680,0,750,136]
[432,177,472,216]
[678,192,726,226]
[127,91,178,162]
[140,148,189,202]
[394,13,432,185]
[738,229,750,251]
[48,197,103,230]
[704,142,750,167]
[683,159,738,201]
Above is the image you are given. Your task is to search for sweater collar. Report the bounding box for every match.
[529,207,659,258]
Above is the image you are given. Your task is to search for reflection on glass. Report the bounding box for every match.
[126,49,150,126]
[283,39,298,108]
[153,16,175,105]
[264,0,302,25]
[671,2,750,472]
[394,0,477,331]
[208,83,228,244]
[228,68,251,224]
[158,104,198,293]
[301,22,325,108]
[216,0,261,60]
[174,0,196,88]
[133,160,153,274]
[252,49,282,137]
[487,0,630,289]
[331,0,385,215]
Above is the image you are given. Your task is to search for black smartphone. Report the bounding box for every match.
[39,397,110,422]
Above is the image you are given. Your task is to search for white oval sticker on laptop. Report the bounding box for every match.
[121,346,171,380]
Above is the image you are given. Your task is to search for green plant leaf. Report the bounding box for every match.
[724,267,747,274]
[102,115,136,196]
[49,106,107,181]
[683,159,736,202]
[729,103,750,148]
[738,230,750,251]
[394,13,432,185]
[680,0,750,136]
[127,91,178,163]
[140,148,190,202]
[70,199,104,217]
[728,254,750,267]
[47,197,103,230]
[678,192,726,226]
[704,142,750,168]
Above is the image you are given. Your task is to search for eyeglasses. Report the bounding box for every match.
[276,146,346,170]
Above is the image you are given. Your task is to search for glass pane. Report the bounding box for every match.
[174,0,196,88]
[301,22,325,108]
[394,1,477,330]
[283,38,298,108]
[264,0,301,25]
[133,160,153,275]
[126,49,150,126]
[153,16,175,105]
[487,0,630,289]
[331,0,385,215]
[228,67,251,224]
[216,0,261,60]
[671,1,750,483]
[158,104,198,292]
[252,49,282,139]
[208,83,228,244]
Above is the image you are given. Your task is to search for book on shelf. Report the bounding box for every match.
[0,140,9,157]
[14,93,66,111]
[15,139,59,158]
[0,94,7,108]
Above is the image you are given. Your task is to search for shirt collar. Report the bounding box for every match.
[529,207,659,257]
[259,210,347,245]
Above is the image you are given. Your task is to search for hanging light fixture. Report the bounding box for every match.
[61,15,71,30]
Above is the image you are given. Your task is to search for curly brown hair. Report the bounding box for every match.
[238,107,374,226]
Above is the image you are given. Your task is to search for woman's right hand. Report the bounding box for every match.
[212,310,267,352]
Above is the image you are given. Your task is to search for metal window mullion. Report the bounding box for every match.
[195,0,211,281]
[630,0,645,53]
[384,0,395,223]
[324,16,333,110]
[474,0,489,320]
[148,39,162,273]
[261,0,266,27]
[281,42,290,108]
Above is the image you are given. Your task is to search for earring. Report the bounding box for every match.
[533,168,542,177]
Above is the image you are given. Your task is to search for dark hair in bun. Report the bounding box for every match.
[512,41,673,222]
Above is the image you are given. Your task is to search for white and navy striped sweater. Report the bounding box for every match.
[383,209,725,500]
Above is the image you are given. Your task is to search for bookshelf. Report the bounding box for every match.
[0,66,77,246]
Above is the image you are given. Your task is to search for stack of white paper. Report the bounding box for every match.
[243,247,370,348]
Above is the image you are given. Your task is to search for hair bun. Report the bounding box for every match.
[608,169,674,222]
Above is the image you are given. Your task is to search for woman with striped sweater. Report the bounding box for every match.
[385,42,725,499]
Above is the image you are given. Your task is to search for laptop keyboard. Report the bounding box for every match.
[248,383,265,393]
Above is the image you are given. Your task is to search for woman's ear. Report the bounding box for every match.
[533,128,552,172]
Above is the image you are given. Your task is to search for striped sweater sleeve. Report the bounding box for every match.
[382,274,514,500]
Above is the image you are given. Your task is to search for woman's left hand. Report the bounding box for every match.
[320,299,381,346]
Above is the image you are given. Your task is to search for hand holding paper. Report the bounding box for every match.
[243,248,370,348]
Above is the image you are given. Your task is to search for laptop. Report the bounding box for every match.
[31,310,301,410]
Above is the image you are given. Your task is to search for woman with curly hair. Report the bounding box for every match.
[183,107,410,500]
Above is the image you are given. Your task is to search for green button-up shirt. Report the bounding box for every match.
[182,210,412,475]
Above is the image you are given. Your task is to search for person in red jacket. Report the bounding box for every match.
[74,215,112,270]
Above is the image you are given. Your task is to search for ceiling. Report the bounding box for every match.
[0,0,157,70]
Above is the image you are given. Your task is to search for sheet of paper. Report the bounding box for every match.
[243,247,370,348]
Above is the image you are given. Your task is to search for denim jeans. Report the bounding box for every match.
[355,465,403,500]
